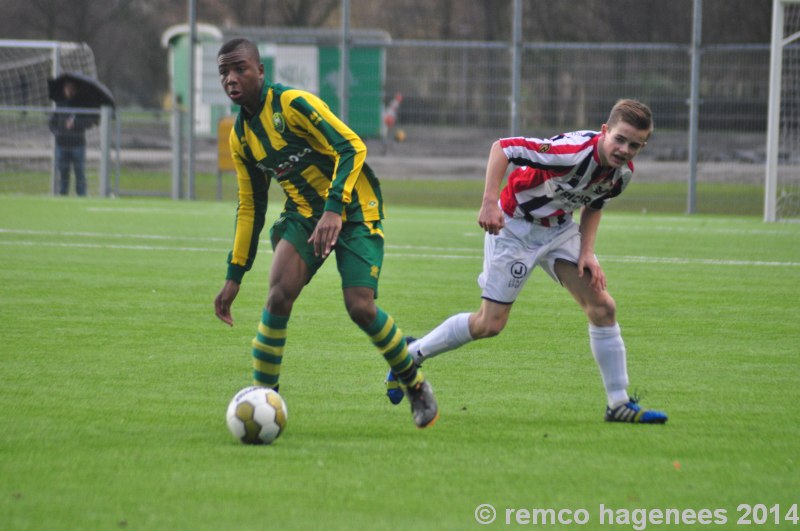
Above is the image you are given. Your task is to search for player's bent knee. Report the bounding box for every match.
[344,298,377,328]
[586,298,616,326]
[266,284,301,315]
[347,306,376,328]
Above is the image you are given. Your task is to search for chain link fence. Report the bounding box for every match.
[0,38,783,214]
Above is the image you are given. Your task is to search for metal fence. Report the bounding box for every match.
[0,39,779,213]
[381,40,770,149]
[373,39,772,206]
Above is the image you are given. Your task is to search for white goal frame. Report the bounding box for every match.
[0,39,116,196]
[765,0,800,222]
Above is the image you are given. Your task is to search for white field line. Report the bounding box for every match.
[611,225,800,237]
[0,240,225,253]
[0,228,231,242]
[1,228,800,267]
[600,256,800,267]
[4,222,798,242]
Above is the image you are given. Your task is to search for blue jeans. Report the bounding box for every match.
[56,145,87,196]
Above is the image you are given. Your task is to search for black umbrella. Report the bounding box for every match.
[48,71,115,108]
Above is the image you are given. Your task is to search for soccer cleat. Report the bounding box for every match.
[406,379,439,429]
[385,370,404,405]
[604,397,668,424]
[384,336,420,405]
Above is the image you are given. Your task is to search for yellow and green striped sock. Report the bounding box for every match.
[363,308,422,388]
[251,310,288,389]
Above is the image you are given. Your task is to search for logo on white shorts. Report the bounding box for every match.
[507,261,527,288]
[510,261,527,279]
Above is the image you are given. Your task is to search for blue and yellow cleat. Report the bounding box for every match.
[605,397,668,424]
[385,369,404,405]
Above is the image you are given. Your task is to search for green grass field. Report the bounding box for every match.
[1,195,799,530]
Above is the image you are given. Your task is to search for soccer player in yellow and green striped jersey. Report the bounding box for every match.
[212,38,438,428]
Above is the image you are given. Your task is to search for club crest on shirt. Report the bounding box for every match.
[272,112,286,133]
[593,182,614,195]
[538,143,551,153]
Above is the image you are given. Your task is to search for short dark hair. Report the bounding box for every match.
[607,99,654,136]
[217,38,260,62]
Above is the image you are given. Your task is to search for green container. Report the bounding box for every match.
[164,25,388,139]
[317,46,384,138]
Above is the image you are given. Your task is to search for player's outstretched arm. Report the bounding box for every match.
[478,141,509,235]
[577,207,607,293]
[214,279,241,326]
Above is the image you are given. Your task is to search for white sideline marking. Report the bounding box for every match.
[0,228,230,242]
[602,255,800,267]
[612,225,799,237]
[84,207,217,216]
[2,228,799,266]
[0,228,479,253]
[1,237,799,268]
[5,224,799,241]
[0,240,226,253]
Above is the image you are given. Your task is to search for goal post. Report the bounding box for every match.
[0,39,103,195]
[765,0,800,222]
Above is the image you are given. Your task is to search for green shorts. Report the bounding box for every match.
[270,211,384,296]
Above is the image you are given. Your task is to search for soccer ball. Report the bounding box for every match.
[225,386,288,445]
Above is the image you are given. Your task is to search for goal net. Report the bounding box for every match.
[0,40,99,194]
[765,0,800,221]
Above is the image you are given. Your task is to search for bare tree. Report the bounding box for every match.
[278,0,339,27]
[0,0,775,107]
[217,0,339,28]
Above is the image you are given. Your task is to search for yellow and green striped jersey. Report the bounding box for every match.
[226,83,384,282]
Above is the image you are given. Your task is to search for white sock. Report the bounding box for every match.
[409,312,473,364]
[589,323,630,408]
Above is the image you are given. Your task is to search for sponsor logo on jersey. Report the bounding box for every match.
[256,146,313,179]
[255,163,277,178]
[559,189,594,207]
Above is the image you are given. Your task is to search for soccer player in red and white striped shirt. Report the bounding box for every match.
[386,99,667,424]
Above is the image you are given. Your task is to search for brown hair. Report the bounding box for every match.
[607,99,654,136]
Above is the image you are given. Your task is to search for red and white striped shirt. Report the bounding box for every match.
[499,130,633,225]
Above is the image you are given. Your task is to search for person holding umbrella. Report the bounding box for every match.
[47,73,114,197]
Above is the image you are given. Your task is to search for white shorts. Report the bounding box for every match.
[477,214,585,304]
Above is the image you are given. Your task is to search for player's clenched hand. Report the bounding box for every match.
[478,200,505,235]
[309,211,342,258]
[578,253,607,293]
[214,279,240,326]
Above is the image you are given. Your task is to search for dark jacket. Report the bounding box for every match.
[48,101,95,147]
